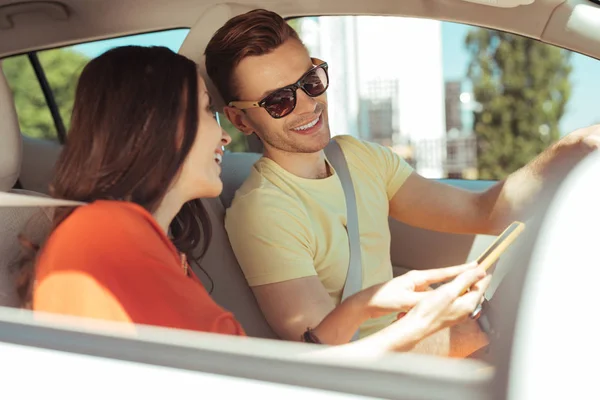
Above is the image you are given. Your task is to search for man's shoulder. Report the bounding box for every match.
[233,186,303,215]
[332,134,379,156]
[228,169,305,218]
[332,134,363,148]
[330,135,390,167]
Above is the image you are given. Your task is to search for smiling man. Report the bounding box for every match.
[204,9,600,356]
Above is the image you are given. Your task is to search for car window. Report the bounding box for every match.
[3,30,192,139]
[3,54,60,141]
[218,112,248,152]
[3,28,249,152]
[290,16,600,180]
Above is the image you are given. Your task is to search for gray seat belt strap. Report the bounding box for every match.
[0,191,85,207]
[324,140,362,342]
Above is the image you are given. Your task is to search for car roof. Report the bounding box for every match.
[0,0,599,60]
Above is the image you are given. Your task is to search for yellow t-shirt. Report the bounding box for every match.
[225,135,414,338]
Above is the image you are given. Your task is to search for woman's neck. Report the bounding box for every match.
[153,190,184,233]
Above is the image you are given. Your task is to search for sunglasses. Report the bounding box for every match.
[228,58,329,119]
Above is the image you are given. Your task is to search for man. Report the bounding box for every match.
[204,9,600,356]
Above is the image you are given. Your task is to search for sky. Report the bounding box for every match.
[73,23,599,135]
[442,22,599,134]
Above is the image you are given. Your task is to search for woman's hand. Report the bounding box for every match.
[360,262,481,319]
[399,266,491,342]
[333,265,491,355]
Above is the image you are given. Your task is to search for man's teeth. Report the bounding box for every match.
[214,153,222,164]
[293,117,319,131]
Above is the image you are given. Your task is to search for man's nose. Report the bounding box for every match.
[294,89,317,115]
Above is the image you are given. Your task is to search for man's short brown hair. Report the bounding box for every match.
[205,9,301,104]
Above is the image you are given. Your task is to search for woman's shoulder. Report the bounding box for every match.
[59,200,157,235]
[67,199,152,224]
[43,200,166,259]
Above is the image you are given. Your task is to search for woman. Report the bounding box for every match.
[27,46,490,353]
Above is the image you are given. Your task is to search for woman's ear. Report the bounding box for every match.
[223,106,254,137]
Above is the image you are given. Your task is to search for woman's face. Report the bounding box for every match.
[176,76,231,200]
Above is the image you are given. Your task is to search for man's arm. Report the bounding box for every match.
[390,125,600,235]
[251,276,370,344]
[225,188,373,344]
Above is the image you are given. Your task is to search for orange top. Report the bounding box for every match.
[33,200,245,336]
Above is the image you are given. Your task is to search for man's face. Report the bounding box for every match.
[226,39,331,154]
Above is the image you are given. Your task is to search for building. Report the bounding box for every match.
[443,80,479,179]
[299,16,447,178]
[445,81,463,132]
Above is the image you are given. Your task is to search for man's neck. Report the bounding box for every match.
[265,148,329,180]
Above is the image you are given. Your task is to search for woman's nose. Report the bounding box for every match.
[221,128,232,147]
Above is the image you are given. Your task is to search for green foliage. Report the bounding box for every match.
[287,18,303,35]
[219,113,248,153]
[3,49,89,140]
[4,48,250,152]
[466,29,572,180]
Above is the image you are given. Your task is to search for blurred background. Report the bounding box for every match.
[3,15,598,181]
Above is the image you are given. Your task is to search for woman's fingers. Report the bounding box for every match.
[453,275,492,315]
[408,262,479,289]
[400,270,491,339]
[408,268,485,317]
[400,290,433,308]
[441,267,488,298]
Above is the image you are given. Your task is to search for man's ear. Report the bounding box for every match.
[224,106,254,137]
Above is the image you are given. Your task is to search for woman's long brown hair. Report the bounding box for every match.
[18,46,212,305]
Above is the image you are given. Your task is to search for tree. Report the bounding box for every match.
[219,113,248,152]
[3,49,89,140]
[466,29,572,180]
[287,18,303,35]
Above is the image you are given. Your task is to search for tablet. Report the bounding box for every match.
[476,221,525,271]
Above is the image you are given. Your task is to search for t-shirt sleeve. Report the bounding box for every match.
[361,139,414,199]
[338,135,414,200]
[225,189,317,287]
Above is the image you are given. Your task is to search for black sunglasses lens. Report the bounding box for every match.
[303,66,328,96]
[262,65,328,118]
[264,88,296,118]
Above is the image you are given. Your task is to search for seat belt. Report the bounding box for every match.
[324,140,362,342]
[0,191,84,207]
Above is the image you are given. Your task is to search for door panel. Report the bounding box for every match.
[390,179,497,275]
[0,307,493,400]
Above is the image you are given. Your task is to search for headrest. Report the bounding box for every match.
[220,152,261,209]
[0,62,22,191]
[178,3,254,112]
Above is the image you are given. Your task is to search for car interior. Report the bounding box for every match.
[0,0,599,398]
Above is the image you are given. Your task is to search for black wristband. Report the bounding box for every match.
[301,328,322,344]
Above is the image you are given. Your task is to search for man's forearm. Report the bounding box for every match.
[311,315,424,357]
[479,138,593,234]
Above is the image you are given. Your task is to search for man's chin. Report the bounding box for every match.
[294,131,331,153]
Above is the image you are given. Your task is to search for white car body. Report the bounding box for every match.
[1,1,599,399]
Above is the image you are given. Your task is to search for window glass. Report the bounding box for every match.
[218,113,248,152]
[3,29,189,141]
[291,16,600,180]
[3,55,58,140]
